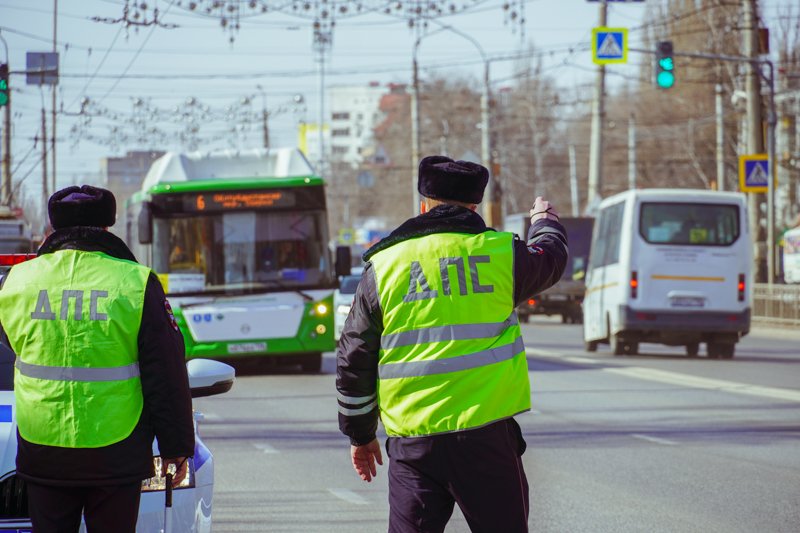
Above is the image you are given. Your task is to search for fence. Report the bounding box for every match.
[752,283,800,327]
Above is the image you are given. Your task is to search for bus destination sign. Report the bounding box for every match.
[185,190,297,212]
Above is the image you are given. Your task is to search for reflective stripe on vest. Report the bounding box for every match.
[370,231,531,437]
[16,359,140,381]
[0,249,150,449]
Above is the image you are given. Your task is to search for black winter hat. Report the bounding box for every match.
[48,185,117,229]
[418,155,489,205]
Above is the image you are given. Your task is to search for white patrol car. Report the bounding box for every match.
[0,342,234,533]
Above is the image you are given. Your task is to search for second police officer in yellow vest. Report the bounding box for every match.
[0,185,194,532]
[337,156,568,532]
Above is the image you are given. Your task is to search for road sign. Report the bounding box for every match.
[26,52,59,86]
[738,154,770,193]
[338,228,355,245]
[592,27,628,65]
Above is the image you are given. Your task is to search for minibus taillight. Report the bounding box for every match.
[737,274,745,302]
[527,298,536,306]
[630,271,638,298]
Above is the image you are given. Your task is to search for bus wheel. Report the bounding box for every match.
[585,340,598,352]
[686,343,699,357]
[625,342,639,355]
[300,353,322,373]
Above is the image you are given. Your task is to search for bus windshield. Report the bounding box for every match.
[639,202,740,246]
[152,209,332,294]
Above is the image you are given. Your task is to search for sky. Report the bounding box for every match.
[0,0,793,215]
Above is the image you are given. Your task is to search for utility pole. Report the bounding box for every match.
[1,65,10,206]
[51,0,57,194]
[628,113,636,191]
[481,61,495,226]
[743,0,766,281]
[411,53,421,216]
[569,144,579,217]
[1,34,11,206]
[587,0,607,211]
[41,107,48,231]
[716,83,725,190]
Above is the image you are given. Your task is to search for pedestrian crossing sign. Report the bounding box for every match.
[738,154,770,193]
[592,27,628,64]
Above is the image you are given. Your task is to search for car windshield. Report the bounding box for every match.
[339,275,361,294]
[152,209,333,295]
[639,202,739,246]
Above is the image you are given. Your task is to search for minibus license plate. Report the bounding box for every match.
[227,342,267,354]
[670,296,705,308]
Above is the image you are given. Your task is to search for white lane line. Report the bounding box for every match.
[201,413,221,421]
[631,434,678,446]
[525,347,800,404]
[605,366,800,403]
[525,347,557,358]
[564,356,601,365]
[253,443,279,454]
[328,488,369,505]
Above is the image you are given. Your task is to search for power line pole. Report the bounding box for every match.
[569,144,578,217]
[628,113,636,191]
[743,0,766,281]
[51,0,57,195]
[587,0,607,211]
[1,64,10,206]
[716,83,725,190]
[410,53,421,216]
[41,106,48,231]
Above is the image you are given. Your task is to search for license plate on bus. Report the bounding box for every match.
[670,296,705,308]
[227,342,267,354]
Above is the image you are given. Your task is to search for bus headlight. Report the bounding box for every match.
[312,303,329,316]
[141,456,196,492]
[315,324,327,335]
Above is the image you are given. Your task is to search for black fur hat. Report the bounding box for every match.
[48,185,117,229]
[418,155,489,205]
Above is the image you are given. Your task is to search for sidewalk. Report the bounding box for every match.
[749,321,800,341]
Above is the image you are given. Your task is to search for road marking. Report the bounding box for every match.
[524,348,800,404]
[328,488,369,505]
[564,356,600,365]
[525,347,556,357]
[631,434,678,446]
[253,443,279,454]
[605,366,800,403]
[202,412,221,421]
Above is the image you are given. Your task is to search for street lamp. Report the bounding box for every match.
[255,84,269,149]
[411,23,494,224]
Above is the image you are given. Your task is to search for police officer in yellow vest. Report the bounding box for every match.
[336,156,568,532]
[0,185,194,532]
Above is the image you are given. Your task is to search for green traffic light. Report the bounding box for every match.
[658,57,674,71]
[0,94,7,106]
[657,71,675,89]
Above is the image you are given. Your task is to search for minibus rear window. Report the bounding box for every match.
[639,202,739,246]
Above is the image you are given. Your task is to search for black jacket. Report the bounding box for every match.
[0,227,195,486]
[336,205,568,445]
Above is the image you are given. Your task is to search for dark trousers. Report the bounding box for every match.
[26,481,141,533]
[386,418,529,533]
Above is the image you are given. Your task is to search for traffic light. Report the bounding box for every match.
[0,63,8,107]
[655,41,675,89]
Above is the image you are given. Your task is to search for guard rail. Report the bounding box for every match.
[752,283,800,326]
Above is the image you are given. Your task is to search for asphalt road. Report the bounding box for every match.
[195,318,800,532]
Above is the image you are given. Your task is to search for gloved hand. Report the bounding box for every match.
[161,456,189,487]
[530,196,560,223]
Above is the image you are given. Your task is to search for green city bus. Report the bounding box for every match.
[126,148,349,372]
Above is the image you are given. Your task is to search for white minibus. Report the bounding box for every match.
[582,189,751,359]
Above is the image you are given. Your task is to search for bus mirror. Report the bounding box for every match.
[335,245,352,278]
[138,202,153,245]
